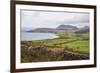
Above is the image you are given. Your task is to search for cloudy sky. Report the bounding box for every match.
[21,10,90,30]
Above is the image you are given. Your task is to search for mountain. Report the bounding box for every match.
[56,25,78,30]
[26,24,78,33]
[75,26,89,34]
[27,28,56,33]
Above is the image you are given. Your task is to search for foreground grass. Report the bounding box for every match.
[21,38,89,62]
[62,40,89,54]
[24,39,89,53]
[21,41,89,63]
[21,31,89,62]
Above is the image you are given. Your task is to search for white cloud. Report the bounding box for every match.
[21,10,90,29]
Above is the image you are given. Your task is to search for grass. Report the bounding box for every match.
[21,40,89,63]
[41,38,76,47]
[38,37,89,54]
[21,31,90,62]
[62,40,89,54]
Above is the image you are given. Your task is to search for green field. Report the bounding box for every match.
[39,38,89,54]
[21,31,89,62]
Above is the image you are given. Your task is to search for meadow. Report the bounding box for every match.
[21,31,89,63]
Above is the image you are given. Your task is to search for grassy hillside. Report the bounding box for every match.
[21,31,89,62]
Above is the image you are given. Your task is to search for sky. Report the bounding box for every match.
[21,10,90,30]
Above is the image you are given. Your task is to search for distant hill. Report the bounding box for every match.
[26,25,79,33]
[75,26,89,34]
[27,28,56,33]
[56,25,78,30]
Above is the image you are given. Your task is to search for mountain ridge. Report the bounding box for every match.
[26,24,79,33]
